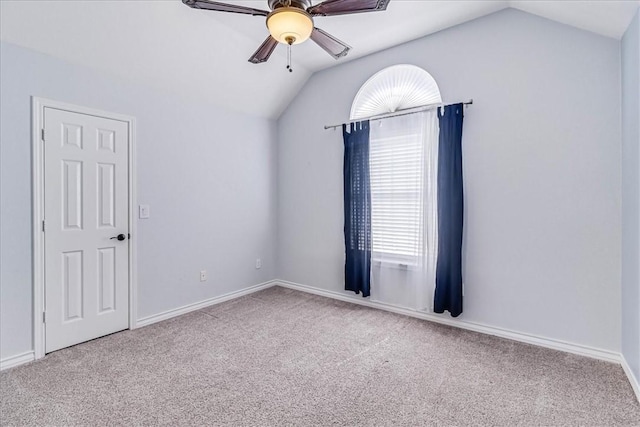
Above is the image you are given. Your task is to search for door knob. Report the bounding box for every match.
[110,234,126,241]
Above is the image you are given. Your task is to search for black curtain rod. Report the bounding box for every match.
[324,99,474,130]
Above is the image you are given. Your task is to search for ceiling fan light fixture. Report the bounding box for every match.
[266,7,313,45]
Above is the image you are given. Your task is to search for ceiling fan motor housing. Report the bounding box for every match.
[268,0,312,10]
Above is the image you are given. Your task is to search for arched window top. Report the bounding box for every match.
[350,64,442,120]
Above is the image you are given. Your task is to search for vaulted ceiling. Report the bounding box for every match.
[1,1,638,119]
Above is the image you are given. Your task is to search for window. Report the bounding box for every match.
[370,124,424,263]
[351,65,441,264]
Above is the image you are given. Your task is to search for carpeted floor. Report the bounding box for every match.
[1,286,639,426]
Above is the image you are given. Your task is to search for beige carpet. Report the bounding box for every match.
[1,286,639,426]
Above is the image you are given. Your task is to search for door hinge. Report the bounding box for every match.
[42,220,45,232]
[41,129,45,142]
[42,311,46,323]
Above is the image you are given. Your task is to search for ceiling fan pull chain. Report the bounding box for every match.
[287,43,293,73]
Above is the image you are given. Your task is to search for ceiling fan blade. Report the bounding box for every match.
[249,36,279,64]
[310,27,351,59]
[307,0,390,16]
[182,0,269,16]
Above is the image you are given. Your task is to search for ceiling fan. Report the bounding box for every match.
[182,0,391,68]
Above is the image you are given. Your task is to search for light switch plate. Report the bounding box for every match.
[139,204,150,219]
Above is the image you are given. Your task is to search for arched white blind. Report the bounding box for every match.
[350,64,442,120]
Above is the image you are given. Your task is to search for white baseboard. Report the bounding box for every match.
[621,355,640,403]
[275,280,621,364]
[0,351,35,371]
[136,280,278,328]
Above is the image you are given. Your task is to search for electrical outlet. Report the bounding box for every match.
[200,270,207,282]
[255,258,261,269]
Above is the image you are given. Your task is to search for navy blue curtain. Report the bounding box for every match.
[343,121,371,297]
[434,104,464,317]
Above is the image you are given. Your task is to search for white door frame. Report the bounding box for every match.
[31,97,138,360]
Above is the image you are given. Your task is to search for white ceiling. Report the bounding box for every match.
[1,1,638,119]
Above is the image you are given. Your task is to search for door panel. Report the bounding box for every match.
[44,107,129,353]
[97,247,116,313]
[97,163,116,228]
[62,160,83,230]
[62,250,83,321]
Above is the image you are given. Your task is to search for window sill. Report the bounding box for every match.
[372,259,420,271]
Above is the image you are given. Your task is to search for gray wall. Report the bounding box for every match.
[0,42,278,360]
[277,9,622,352]
[622,9,640,383]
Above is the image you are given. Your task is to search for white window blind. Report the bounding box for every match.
[369,132,424,262]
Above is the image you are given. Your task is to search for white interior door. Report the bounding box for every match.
[44,107,129,353]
